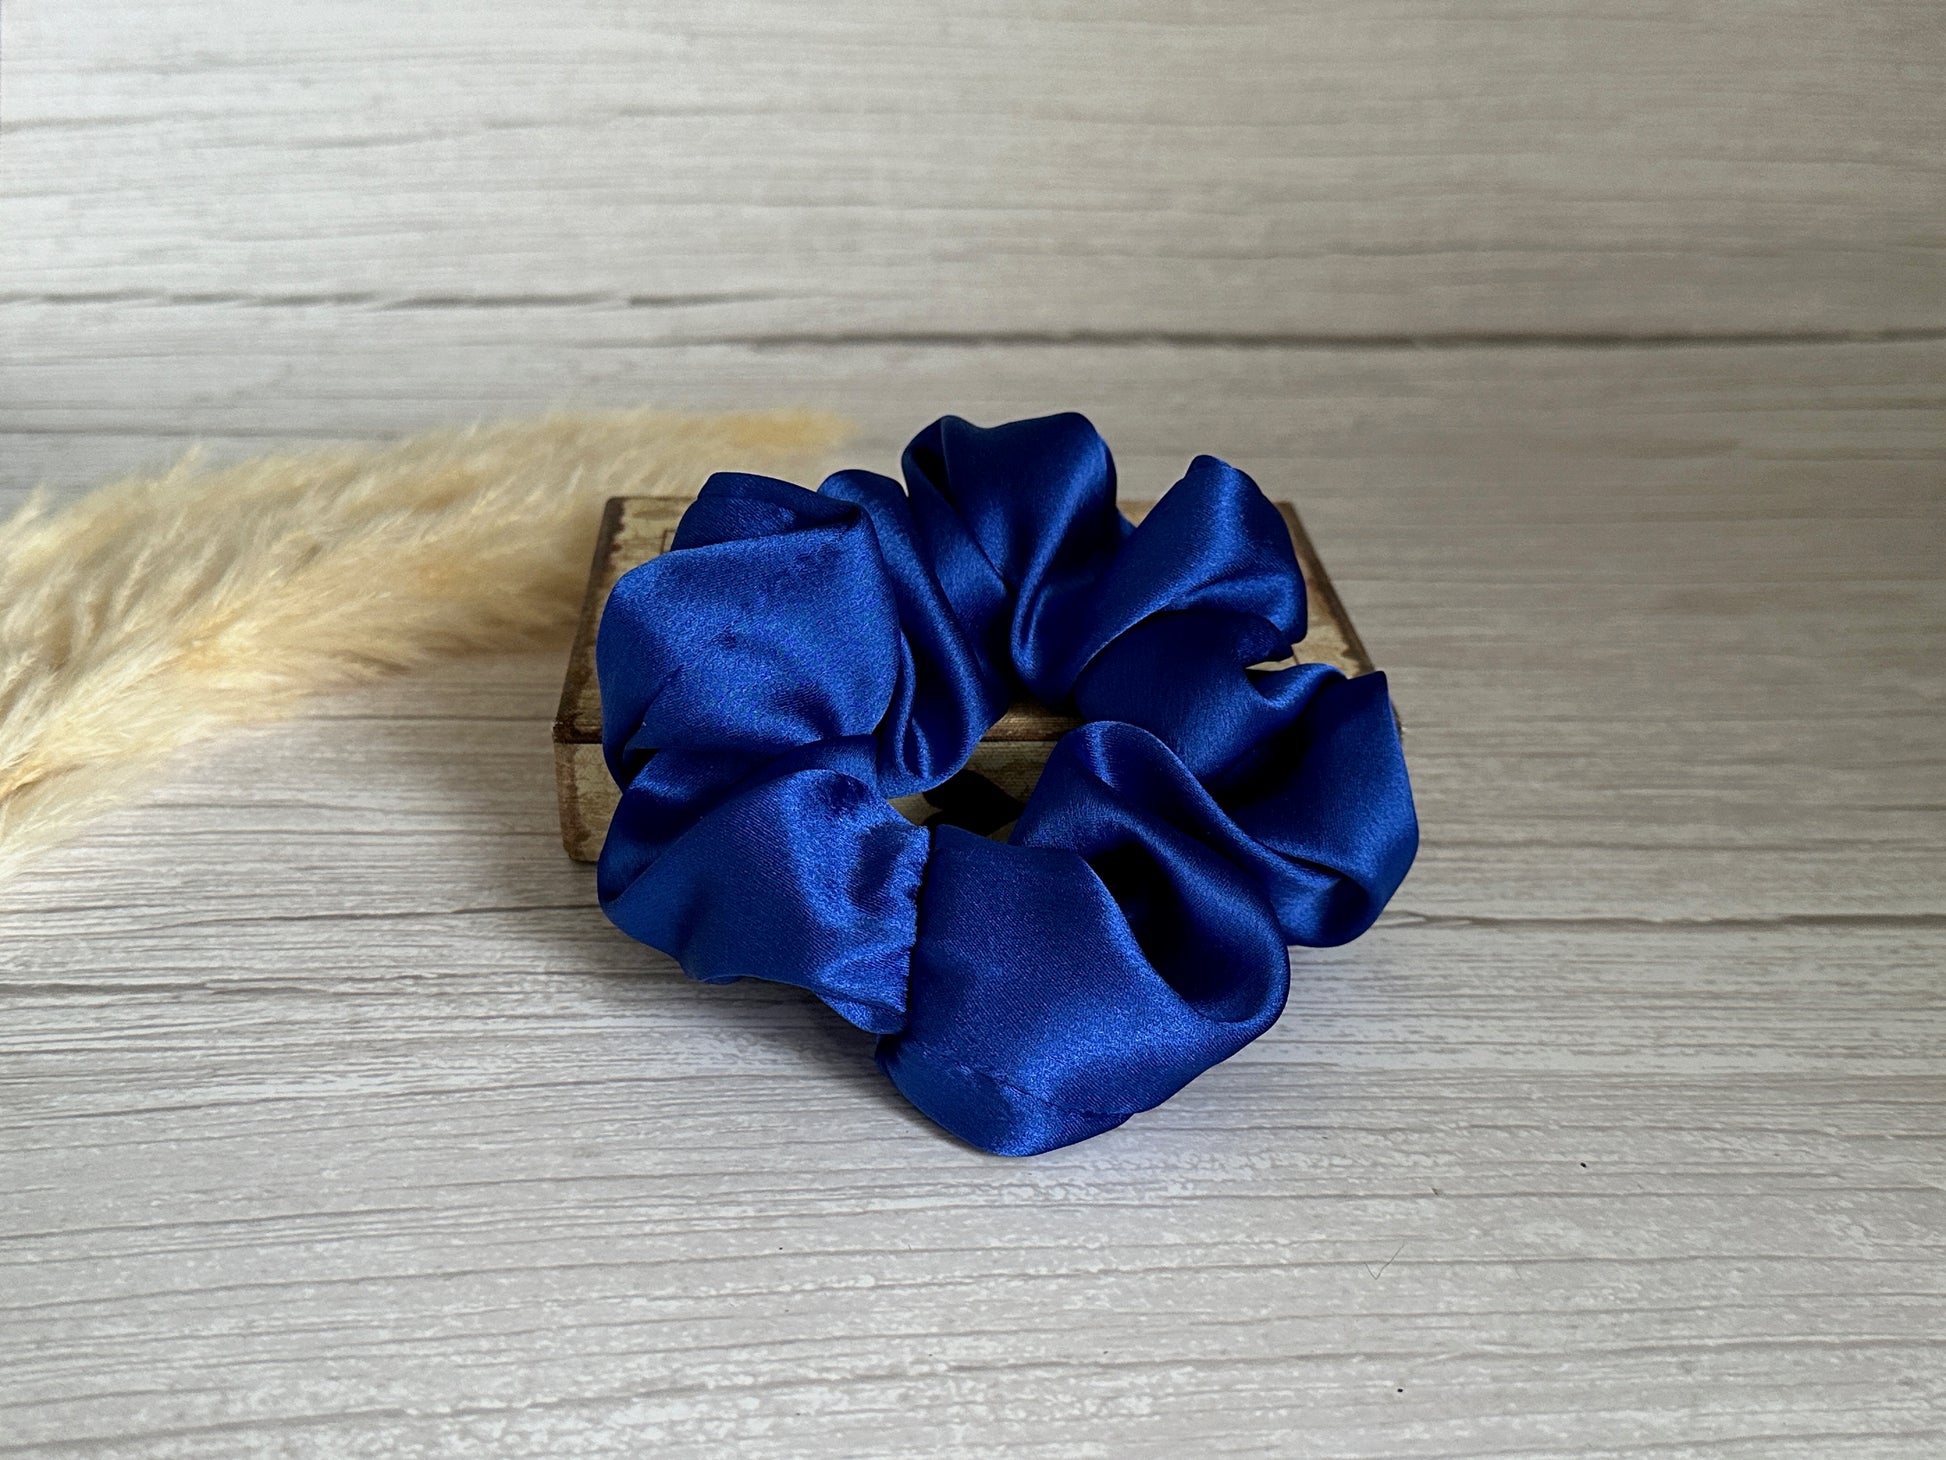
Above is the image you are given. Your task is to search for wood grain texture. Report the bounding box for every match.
[0,657,1941,1457]
[3,0,1944,338]
[2,342,1939,1455]
[7,334,1941,921]
[3,0,1945,1455]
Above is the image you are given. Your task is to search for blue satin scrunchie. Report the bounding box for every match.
[595,414,1418,1155]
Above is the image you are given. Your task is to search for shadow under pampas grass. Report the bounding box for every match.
[0,408,850,879]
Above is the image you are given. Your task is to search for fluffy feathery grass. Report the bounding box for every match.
[0,408,849,877]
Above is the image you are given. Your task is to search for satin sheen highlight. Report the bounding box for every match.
[596,414,1418,1154]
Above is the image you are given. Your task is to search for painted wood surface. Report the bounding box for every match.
[1,0,1943,1455]
[4,0,1943,337]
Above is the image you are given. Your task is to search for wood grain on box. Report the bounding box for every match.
[554,496,1376,860]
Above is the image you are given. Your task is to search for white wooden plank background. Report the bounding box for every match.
[1,2,1942,1456]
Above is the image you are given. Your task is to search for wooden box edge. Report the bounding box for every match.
[553,496,1377,861]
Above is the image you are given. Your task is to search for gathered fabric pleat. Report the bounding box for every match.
[596,414,1418,1154]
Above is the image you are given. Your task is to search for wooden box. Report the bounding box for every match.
[555,497,1375,860]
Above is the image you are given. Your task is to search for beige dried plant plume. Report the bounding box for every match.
[0,408,849,877]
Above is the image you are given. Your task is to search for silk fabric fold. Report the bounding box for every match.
[597,414,1418,1154]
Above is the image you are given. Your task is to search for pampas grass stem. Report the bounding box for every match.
[0,408,849,877]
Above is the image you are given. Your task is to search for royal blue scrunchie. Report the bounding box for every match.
[595,413,1417,1155]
